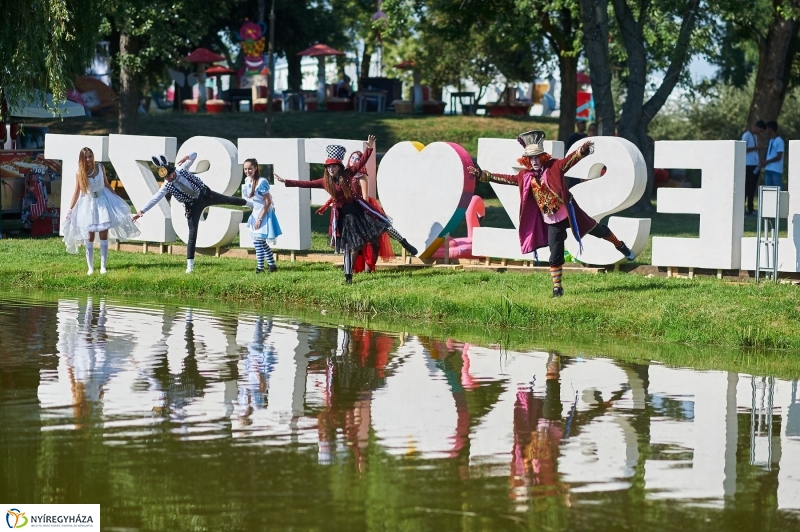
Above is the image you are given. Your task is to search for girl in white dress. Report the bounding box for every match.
[243,159,282,273]
[62,147,140,274]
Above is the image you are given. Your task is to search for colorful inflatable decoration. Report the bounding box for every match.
[430,195,485,259]
[236,20,268,76]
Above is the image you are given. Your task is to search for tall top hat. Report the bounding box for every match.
[517,130,546,157]
[151,155,176,178]
[324,145,347,166]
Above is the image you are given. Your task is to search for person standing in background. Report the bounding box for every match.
[763,121,785,191]
[743,120,766,215]
[565,120,587,151]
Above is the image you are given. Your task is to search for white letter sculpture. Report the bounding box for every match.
[740,140,799,272]
[237,138,311,250]
[652,141,745,269]
[378,141,475,257]
[171,137,243,249]
[472,140,564,261]
[564,137,650,265]
[108,134,178,243]
[45,134,108,235]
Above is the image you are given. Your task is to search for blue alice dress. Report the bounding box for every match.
[244,177,282,245]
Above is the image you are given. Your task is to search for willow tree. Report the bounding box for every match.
[0,0,103,119]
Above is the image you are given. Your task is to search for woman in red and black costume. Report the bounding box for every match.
[277,135,416,283]
[318,149,396,273]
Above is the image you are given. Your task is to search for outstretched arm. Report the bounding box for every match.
[350,134,376,175]
[133,186,168,221]
[467,166,519,185]
[275,175,326,189]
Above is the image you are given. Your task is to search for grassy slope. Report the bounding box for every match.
[34,112,560,156]
[1,237,798,351]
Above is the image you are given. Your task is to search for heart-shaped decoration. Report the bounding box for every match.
[377,141,475,257]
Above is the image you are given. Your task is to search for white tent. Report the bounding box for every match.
[9,92,85,118]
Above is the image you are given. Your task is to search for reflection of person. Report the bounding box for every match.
[132,153,254,273]
[63,148,140,274]
[510,354,565,505]
[243,158,281,273]
[278,136,416,283]
[743,120,766,215]
[763,120,784,190]
[238,317,277,424]
[468,130,634,297]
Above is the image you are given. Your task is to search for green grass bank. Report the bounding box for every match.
[1,237,798,352]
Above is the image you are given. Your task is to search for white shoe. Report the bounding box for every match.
[87,268,94,276]
[100,267,107,274]
[185,267,194,274]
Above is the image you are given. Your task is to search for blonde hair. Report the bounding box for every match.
[76,147,95,194]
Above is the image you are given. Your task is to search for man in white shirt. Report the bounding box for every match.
[763,120,784,191]
[742,120,765,215]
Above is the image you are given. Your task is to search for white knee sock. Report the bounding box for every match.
[85,244,95,273]
[186,258,194,272]
[100,240,108,271]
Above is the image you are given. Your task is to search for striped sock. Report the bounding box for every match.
[550,266,563,288]
[603,232,622,248]
[263,242,275,267]
[254,240,266,270]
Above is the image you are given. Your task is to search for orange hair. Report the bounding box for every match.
[516,153,553,169]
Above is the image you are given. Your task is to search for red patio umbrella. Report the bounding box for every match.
[184,48,226,109]
[297,44,345,110]
[205,65,237,76]
[577,72,591,85]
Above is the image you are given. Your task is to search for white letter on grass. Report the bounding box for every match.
[44,134,108,235]
[108,134,177,243]
[171,137,243,249]
[237,138,311,250]
[564,137,650,265]
[472,140,563,260]
[652,140,745,269]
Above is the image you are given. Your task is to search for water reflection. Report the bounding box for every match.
[1,293,799,530]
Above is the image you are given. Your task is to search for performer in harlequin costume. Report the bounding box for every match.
[132,153,254,273]
[317,149,395,273]
[468,130,635,297]
[277,135,416,283]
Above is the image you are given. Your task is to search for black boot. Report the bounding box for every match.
[399,238,418,256]
[616,242,635,261]
[256,268,264,274]
[268,264,277,273]
[345,274,352,284]
[552,286,564,298]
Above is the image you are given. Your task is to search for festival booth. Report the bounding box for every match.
[0,150,63,236]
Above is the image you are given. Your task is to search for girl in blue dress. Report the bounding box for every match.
[243,158,282,273]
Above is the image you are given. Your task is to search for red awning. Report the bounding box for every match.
[394,60,417,69]
[185,48,225,63]
[296,43,345,57]
[205,65,237,76]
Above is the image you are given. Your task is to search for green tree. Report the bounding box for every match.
[0,0,103,119]
[104,0,242,134]
[581,0,706,210]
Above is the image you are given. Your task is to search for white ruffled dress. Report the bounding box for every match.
[62,164,141,253]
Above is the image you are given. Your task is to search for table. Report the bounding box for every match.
[227,88,252,112]
[357,90,387,112]
[449,91,475,115]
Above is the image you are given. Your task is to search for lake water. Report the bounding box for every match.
[1,292,799,531]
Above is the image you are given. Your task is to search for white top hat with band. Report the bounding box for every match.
[518,130,546,157]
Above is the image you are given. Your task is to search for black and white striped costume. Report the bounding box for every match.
[140,152,249,263]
